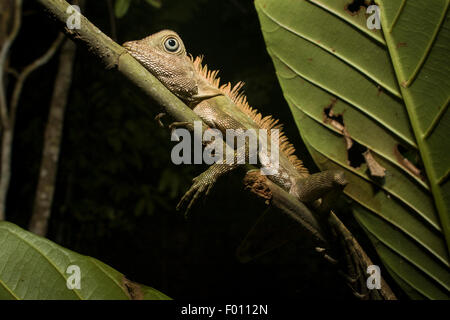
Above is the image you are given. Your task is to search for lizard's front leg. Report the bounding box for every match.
[168,121,196,132]
[167,101,219,133]
[176,101,249,214]
[177,141,248,214]
[177,162,239,215]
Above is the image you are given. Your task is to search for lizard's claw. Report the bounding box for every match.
[155,113,166,128]
[168,121,194,132]
[176,171,216,215]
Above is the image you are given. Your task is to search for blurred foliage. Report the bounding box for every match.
[115,0,162,19]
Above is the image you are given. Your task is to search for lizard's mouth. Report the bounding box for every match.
[122,42,140,60]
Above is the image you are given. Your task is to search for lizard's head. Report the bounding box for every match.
[123,30,222,105]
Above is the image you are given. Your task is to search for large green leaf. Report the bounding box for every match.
[0,221,170,300]
[255,0,450,299]
[376,0,450,255]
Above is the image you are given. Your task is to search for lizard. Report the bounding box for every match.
[122,29,348,217]
[121,31,385,297]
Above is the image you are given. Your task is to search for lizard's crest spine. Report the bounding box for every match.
[191,56,308,174]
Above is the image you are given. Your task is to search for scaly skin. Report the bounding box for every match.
[123,30,347,213]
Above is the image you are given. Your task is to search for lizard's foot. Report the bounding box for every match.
[168,121,194,132]
[155,113,166,128]
[176,169,217,215]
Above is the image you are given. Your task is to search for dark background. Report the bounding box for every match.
[5,0,397,299]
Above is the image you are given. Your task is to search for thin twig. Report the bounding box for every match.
[5,67,19,79]
[0,0,22,129]
[9,33,64,129]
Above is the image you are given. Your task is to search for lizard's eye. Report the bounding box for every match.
[164,37,180,52]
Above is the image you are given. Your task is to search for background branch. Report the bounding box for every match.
[9,33,64,128]
[0,31,63,220]
[0,0,22,129]
[29,38,76,236]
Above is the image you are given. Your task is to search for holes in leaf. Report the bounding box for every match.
[324,103,344,127]
[323,101,386,179]
[348,141,367,168]
[345,0,374,15]
[363,149,386,179]
[323,100,352,149]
